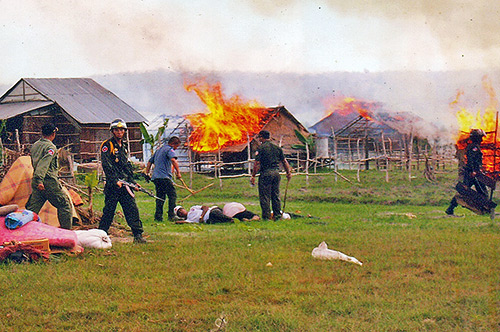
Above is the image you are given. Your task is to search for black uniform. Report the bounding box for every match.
[99,137,144,237]
[446,141,487,214]
[255,141,286,220]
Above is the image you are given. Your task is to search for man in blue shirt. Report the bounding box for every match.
[145,136,182,221]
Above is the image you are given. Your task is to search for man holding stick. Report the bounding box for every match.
[251,130,292,220]
[144,136,182,221]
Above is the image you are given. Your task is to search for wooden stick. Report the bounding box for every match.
[173,181,195,193]
[179,183,214,202]
[60,179,89,197]
[179,178,195,194]
[331,169,352,184]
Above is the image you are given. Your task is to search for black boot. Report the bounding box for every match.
[133,233,147,244]
[445,206,454,215]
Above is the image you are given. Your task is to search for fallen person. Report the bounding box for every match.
[223,202,260,221]
[173,205,233,224]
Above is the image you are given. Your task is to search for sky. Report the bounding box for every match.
[1,0,500,140]
[1,0,499,85]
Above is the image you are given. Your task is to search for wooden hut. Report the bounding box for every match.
[0,78,147,162]
[188,106,309,173]
[310,107,437,171]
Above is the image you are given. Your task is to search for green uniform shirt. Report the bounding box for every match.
[30,138,59,186]
[255,141,285,172]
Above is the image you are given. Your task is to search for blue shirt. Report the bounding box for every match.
[149,145,177,180]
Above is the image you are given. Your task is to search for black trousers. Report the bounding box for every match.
[233,210,257,221]
[258,169,281,220]
[206,207,233,224]
[99,186,143,236]
[448,173,488,211]
[152,178,177,221]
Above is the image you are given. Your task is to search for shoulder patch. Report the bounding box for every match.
[47,149,55,156]
[102,146,108,153]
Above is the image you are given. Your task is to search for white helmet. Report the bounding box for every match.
[110,118,127,131]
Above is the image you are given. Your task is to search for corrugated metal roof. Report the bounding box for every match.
[0,101,54,120]
[0,78,147,124]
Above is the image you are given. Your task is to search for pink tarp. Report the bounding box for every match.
[0,216,77,249]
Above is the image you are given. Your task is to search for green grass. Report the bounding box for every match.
[0,167,499,331]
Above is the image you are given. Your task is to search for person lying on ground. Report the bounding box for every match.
[173,205,233,224]
[223,202,260,221]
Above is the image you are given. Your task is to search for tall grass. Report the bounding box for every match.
[0,167,498,331]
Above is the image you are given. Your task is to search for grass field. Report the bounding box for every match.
[0,167,498,331]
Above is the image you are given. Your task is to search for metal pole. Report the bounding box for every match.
[494,111,498,176]
[186,124,193,188]
[247,132,251,178]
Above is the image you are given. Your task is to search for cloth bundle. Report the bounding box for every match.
[75,229,112,249]
[311,241,363,266]
[5,210,40,230]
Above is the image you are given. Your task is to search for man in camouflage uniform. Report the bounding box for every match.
[251,130,292,220]
[446,128,488,215]
[26,123,73,229]
[99,119,146,243]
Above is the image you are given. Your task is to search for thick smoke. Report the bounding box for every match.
[245,0,500,70]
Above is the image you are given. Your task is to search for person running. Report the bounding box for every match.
[446,128,488,215]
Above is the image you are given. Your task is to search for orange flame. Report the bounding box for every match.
[322,96,378,121]
[184,80,271,152]
[452,75,500,175]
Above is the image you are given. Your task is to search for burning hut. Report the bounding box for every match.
[0,78,147,162]
[309,97,431,171]
[183,80,309,174]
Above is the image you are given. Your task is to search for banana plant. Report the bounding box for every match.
[291,129,315,154]
[140,118,169,155]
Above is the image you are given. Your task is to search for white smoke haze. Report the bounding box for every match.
[2,0,500,144]
[92,69,500,145]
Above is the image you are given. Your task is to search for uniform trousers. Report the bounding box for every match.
[26,178,73,229]
[99,185,143,236]
[258,169,282,220]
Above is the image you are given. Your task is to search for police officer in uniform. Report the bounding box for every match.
[251,130,292,220]
[26,123,73,229]
[446,128,487,215]
[99,119,146,243]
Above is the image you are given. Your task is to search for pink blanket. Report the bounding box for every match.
[0,216,77,249]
